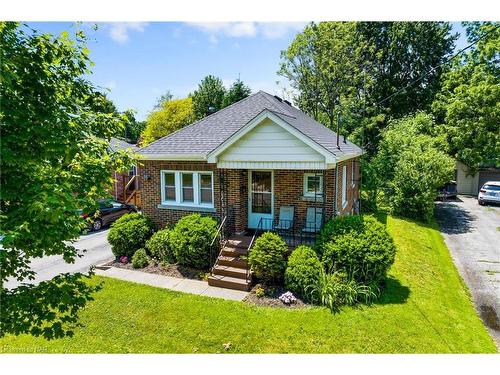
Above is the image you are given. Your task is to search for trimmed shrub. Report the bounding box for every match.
[284,245,323,300]
[131,248,149,269]
[108,213,155,258]
[320,215,396,284]
[169,214,218,269]
[146,228,175,263]
[248,232,287,284]
[315,215,364,254]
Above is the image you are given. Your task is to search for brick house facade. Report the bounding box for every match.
[140,158,360,233]
[138,91,363,238]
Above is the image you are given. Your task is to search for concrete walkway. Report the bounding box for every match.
[95,266,248,301]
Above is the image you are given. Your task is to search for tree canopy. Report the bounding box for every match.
[140,97,194,146]
[280,21,457,155]
[0,22,133,339]
[191,75,226,119]
[373,113,454,221]
[432,22,500,172]
[222,78,252,108]
[190,75,252,120]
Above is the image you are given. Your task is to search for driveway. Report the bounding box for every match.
[5,229,113,289]
[435,195,500,347]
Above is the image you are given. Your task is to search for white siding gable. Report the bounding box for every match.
[218,118,324,165]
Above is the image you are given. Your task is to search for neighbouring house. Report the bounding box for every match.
[109,137,142,208]
[137,91,363,290]
[455,160,500,196]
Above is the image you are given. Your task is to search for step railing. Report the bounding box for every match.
[210,215,227,272]
[245,217,264,282]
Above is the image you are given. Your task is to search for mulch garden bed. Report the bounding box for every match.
[244,284,310,309]
[104,259,208,280]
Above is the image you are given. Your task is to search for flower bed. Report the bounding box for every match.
[104,259,207,280]
[243,284,308,309]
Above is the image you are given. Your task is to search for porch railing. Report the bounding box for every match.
[255,217,321,248]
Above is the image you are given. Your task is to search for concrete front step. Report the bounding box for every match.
[208,275,251,291]
[217,255,248,269]
[212,265,248,278]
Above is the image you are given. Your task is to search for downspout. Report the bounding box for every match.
[333,163,338,218]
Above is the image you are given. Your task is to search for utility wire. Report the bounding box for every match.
[376,24,500,107]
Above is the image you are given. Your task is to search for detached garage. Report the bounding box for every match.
[455,160,500,196]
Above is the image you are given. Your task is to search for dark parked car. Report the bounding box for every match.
[437,181,458,200]
[82,199,137,231]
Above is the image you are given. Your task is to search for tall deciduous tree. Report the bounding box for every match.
[280,22,369,130]
[140,97,194,146]
[280,22,456,155]
[223,78,251,107]
[191,75,226,119]
[0,22,133,338]
[432,22,500,172]
[373,113,454,221]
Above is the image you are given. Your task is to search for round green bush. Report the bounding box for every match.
[169,214,218,269]
[146,228,175,263]
[320,215,396,284]
[285,245,323,299]
[108,213,155,258]
[131,248,149,269]
[315,215,364,255]
[248,232,287,284]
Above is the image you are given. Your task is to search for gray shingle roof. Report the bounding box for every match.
[139,91,362,160]
[109,137,139,152]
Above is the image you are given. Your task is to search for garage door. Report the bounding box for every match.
[478,169,500,190]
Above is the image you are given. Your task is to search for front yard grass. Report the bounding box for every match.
[0,215,496,353]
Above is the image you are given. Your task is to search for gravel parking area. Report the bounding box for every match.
[435,195,500,347]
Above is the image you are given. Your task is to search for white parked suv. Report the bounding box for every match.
[478,181,500,205]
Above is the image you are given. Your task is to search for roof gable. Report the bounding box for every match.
[207,110,335,164]
[139,91,362,162]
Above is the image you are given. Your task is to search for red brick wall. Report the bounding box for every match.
[140,158,360,231]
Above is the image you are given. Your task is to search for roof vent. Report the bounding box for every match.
[273,95,283,102]
[283,99,292,106]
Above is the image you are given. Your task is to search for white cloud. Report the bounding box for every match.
[186,22,305,41]
[108,22,148,43]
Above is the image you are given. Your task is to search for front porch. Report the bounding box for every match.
[217,168,335,246]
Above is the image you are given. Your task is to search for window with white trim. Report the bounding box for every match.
[303,173,323,197]
[161,171,214,208]
[342,165,347,208]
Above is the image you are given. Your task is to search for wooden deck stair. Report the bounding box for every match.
[208,234,252,292]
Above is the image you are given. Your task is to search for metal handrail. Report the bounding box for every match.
[210,215,227,272]
[246,217,264,282]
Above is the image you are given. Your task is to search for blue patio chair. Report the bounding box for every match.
[302,207,323,233]
[274,206,294,231]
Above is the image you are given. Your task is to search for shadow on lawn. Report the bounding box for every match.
[375,276,411,305]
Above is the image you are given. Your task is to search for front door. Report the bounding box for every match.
[248,170,274,229]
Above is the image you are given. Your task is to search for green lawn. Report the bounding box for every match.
[1,215,496,353]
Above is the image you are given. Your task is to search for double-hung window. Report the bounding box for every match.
[161,170,214,208]
[303,173,323,198]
